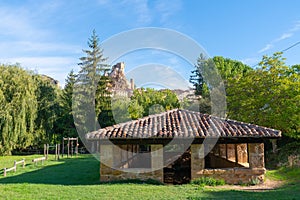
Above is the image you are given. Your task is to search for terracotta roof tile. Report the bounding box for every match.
[86,109,281,140]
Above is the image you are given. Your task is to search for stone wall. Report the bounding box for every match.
[99,144,163,182]
[100,163,163,182]
[194,168,266,184]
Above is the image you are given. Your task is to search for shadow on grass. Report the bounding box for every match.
[0,155,163,186]
[0,155,101,185]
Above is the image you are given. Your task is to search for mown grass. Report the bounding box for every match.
[266,167,300,183]
[0,155,299,200]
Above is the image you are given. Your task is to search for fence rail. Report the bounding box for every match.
[32,157,46,165]
[3,159,25,177]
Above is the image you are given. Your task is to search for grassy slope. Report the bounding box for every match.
[0,155,299,200]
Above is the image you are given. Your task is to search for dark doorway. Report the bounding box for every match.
[163,146,191,184]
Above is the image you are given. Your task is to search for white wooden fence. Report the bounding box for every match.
[3,159,25,177]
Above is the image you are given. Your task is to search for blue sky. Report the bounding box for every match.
[0,0,299,87]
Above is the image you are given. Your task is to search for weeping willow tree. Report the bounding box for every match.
[0,64,38,155]
[34,74,62,145]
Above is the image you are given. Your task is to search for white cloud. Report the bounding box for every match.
[96,0,182,25]
[257,20,300,54]
[0,7,51,40]
[154,0,182,24]
[289,20,300,32]
[258,44,273,53]
[274,33,293,42]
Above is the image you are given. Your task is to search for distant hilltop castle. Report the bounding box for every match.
[108,62,134,97]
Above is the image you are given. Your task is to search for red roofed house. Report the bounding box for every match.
[86,109,281,184]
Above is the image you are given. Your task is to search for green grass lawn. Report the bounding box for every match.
[0,155,299,200]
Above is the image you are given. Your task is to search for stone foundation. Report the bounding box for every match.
[100,163,163,182]
[193,168,266,184]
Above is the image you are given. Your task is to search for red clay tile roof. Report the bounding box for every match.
[86,109,281,140]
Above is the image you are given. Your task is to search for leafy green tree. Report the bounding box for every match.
[227,52,300,138]
[190,55,252,96]
[0,65,37,155]
[111,97,131,123]
[189,55,252,115]
[129,88,180,118]
[212,56,252,81]
[34,75,61,144]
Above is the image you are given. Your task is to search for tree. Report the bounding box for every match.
[111,97,132,123]
[129,88,180,118]
[0,64,37,155]
[97,74,114,127]
[190,54,206,96]
[227,52,300,138]
[189,55,252,115]
[59,70,77,139]
[190,55,252,96]
[73,30,110,132]
[34,75,61,144]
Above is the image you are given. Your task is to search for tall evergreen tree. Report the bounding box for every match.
[59,70,78,139]
[190,54,206,96]
[73,30,110,133]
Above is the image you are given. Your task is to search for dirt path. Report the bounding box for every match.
[209,179,284,191]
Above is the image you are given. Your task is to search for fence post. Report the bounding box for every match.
[14,161,17,172]
[57,144,60,160]
[54,144,56,160]
[67,138,70,158]
[3,168,6,177]
[76,138,79,157]
[44,144,46,157]
[23,159,25,168]
[46,144,49,160]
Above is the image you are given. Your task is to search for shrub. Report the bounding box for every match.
[248,177,261,186]
[190,177,225,186]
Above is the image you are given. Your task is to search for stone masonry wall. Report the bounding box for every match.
[195,168,266,184]
[100,144,163,182]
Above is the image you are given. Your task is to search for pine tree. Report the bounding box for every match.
[59,70,77,139]
[190,54,205,96]
[73,30,110,133]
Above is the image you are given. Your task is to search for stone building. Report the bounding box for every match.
[86,109,281,184]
